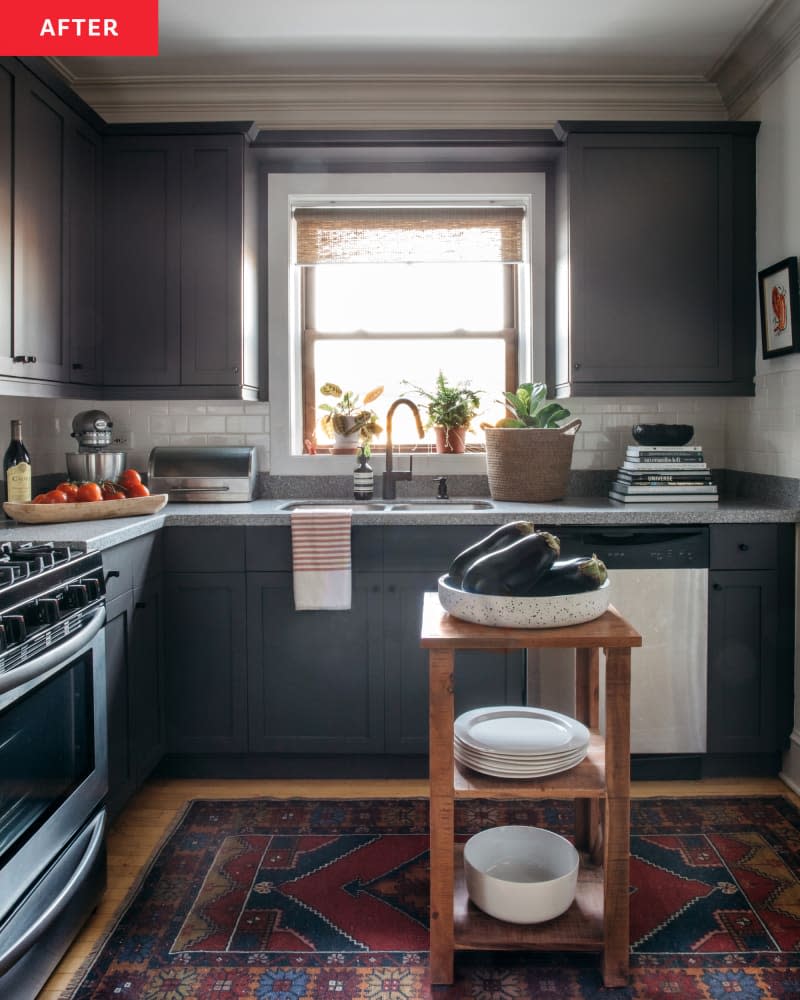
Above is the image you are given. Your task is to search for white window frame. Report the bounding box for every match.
[267,172,547,476]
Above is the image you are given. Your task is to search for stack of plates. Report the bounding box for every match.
[454,706,590,779]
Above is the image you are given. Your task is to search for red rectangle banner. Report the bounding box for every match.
[1,0,159,56]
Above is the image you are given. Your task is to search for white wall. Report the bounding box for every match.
[736,51,800,791]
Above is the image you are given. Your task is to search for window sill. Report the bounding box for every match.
[272,451,490,477]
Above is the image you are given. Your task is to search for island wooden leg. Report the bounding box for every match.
[429,648,456,985]
[574,647,602,862]
[602,647,631,988]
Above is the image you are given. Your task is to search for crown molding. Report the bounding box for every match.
[712,0,800,118]
[50,70,727,128]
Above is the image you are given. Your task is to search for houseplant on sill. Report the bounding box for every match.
[483,382,581,500]
[319,383,384,454]
[404,371,482,454]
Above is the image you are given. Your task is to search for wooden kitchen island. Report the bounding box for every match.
[420,593,642,987]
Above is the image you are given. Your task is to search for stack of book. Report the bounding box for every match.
[609,444,718,503]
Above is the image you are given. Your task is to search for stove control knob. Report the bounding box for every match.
[0,624,7,652]
[36,598,61,625]
[2,614,27,644]
[66,584,89,608]
[82,577,101,601]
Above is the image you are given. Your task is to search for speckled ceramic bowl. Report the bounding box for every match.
[438,575,611,629]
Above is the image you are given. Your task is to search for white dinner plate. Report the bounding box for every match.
[454,745,588,779]
[453,734,589,765]
[454,706,589,757]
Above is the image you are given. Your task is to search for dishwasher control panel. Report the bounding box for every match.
[538,526,709,570]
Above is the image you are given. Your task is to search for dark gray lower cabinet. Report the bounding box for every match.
[104,577,164,821]
[247,572,384,753]
[164,572,247,753]
[706,524,795,759]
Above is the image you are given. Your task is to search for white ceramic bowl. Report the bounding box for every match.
[463,825,579,924]
[438,574,610,629]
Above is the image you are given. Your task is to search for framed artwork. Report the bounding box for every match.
[759,256,799,358]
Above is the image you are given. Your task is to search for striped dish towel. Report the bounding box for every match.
[290,508,353,610]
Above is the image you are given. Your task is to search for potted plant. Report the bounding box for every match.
[404,372,482,453]
[484,382,582,500]
[319,382,383,453]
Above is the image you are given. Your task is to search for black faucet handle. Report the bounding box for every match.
[434,476,449,500]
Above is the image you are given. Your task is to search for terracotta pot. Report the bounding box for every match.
[435,425,467,454]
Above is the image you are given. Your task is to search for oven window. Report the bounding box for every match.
[0,657,94,866]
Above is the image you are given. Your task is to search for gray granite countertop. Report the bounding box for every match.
[1,496,797,553]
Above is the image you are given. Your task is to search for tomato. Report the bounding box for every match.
[76,481,103,503]
[56,481,80,502]
[41,489,69,504]
[100,480,126,501]
[123,482,150,498]
[33,493,50,504]
[118,469,142,489]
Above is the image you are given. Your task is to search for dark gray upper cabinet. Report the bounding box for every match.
[553,122,758,397]
[65,119,102,385]
[0,58,102,394]
[7,68,68,383]
[102,131,258,397]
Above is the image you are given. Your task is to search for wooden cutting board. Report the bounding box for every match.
[3,493,168,524]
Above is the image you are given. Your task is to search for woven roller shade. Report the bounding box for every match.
[294,206,524,264]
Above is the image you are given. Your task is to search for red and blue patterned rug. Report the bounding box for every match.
[64,796,800,998]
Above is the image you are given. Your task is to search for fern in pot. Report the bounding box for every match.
[484,382,581,501]
[403,372,482,453]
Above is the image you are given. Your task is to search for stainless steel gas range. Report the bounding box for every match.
[0,541,108,999]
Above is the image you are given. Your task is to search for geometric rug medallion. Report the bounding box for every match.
[61,796,800,999]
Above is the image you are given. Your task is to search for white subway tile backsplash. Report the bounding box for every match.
[187,416,227,434]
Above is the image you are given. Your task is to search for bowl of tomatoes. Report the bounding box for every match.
[4,469,168,524]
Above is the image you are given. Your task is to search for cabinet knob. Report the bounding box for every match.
[738,543,749,552]
[573,362,582,370]
[135,601,147,609]
[13,355,37,364]
[104,570,121,583]
[72,362,84,370]
[713,583,723,591]
[233,366,240,374]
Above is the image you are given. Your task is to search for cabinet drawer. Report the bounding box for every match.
[163,526,245,571]
[383,525,499,573]
[709,525,778,570]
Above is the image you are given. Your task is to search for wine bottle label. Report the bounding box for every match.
[6,462,32,502]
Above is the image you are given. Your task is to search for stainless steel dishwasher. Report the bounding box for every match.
[528,526,709,755]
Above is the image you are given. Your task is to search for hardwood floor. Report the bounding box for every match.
[40,775,800,999]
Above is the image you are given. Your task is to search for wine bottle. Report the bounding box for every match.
[4,419,32,504]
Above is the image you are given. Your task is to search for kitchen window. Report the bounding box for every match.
[267,173,546,476]
[295,205,523,448]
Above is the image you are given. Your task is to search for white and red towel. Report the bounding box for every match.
[290,508,353,610]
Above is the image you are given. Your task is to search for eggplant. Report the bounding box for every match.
[448,520,536,585]
[461,531,560,596]
[522,554,608,596]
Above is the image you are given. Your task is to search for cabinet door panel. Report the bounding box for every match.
[10,75,67,381]
[102,138,180,385]
[131,579,165,782]
[707,570,778,754]
[104,591,136,821]
[66,120,101,384]
[247,572,384,753]
[181,137,243,386]
[567,133,734,386]
[164,572,247,753]
[383,571,525,754]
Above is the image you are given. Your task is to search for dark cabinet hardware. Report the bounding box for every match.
[713,583,723,590]
[104,570,120,583]
[12,355,36,364]
[738,543,750,551]
[71,362,83,370]
[134,601,147,609]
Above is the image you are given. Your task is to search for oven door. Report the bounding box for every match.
[0,606,108,930]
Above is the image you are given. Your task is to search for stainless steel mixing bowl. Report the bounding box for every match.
[66,451,126,482]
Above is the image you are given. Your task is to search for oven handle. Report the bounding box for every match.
[0,605,106,697]
[0,809,106,976]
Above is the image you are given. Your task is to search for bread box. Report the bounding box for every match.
[147,446,258,502]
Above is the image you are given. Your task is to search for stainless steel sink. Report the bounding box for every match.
[280,498,494,512]
[389,500,494,511]
[280,500,388,510]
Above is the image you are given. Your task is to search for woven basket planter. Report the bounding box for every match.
[484,419,582,502]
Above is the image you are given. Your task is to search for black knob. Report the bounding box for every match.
[66,584,89,608]
[36,598,60,625]
[738,543,749,551]
[0,624,6,653]
[713,583,723,591]
[105,570,121,584]
[12,355,36,363]
[72,362,84,370]
[83,577,101,601]
[135,601,147,609]
[3,615,27,643]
